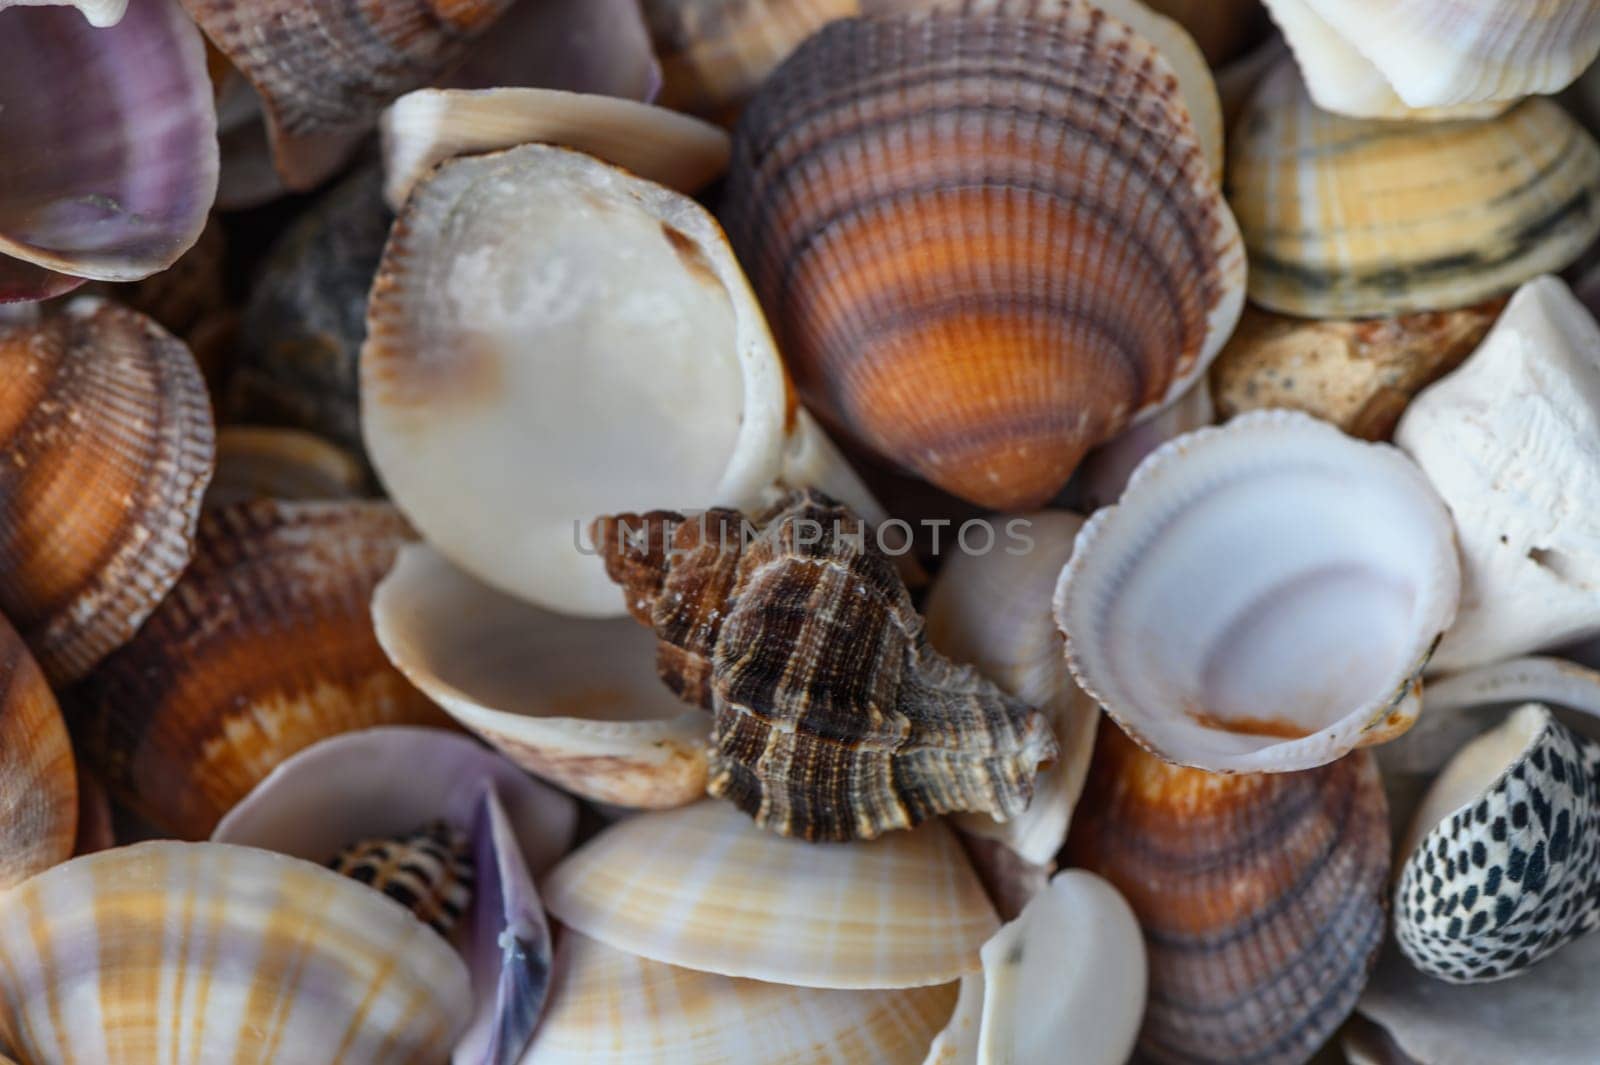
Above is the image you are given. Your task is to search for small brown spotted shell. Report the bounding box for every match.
[330,821,474,937]
[594,490,1058,841]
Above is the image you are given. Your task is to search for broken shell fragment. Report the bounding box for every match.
[0,610,76,888]
[0,0,217,287]
[594,492,1057,840]
[1396,277,1600,672]
[725,0,1245,510]
[543,801,999,989]
[525,931,959,1065]
[1209,300,1504,441]
[1056,410,1460,773]
[0,842,471,1064]
[207,427,367,507]
[1395,704,1600,983]
[0,298,213,685]
[381,88,731,209]
[1230,60,1600,317]
[362,144,878,616]
[71,500,451,839]
[1066,726,1391,1065]
[372,544,712,809]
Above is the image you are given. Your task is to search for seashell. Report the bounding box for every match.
[207,427,367,507]
[0,297,213,685]
[641,0,860,122]
[0,610,76,888]
[70,500,451,840]
[592,491,1058,840]
[179,0,517,191]
[0,0,217,289]
[1214,28,1287,127]
[725,0,1245,510]
[1396,277,1600,672]
[372,543,712,809]
[0,0,125,25]
[443,0,660,102]
[524,930,959,1064]
[1065,724,1391,1065]
[226,166,390,463]
[1070,375,1214,511]
[1261,0,1600,119]
[956,831,1052,923]
[543,800,999,989]
[0,841,471,1063]
[81,217,227,341]
[1209,299,1504,441]
[923,510,1099,866]
[381,88,731,210]
[923,975,983,1065]
[1394,704,1600,983]
[331,821,476,936]
[975,870,1145,1065]
[362,143,880,616]
[1229,59,1600,317]
[1143,0,1268,66]
[1055,410,1460,773]
[214,727,579,1065]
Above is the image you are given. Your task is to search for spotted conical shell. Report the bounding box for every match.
[1066,725,1391,1065]
[725,0,1245,509]
[594,491,1057,840]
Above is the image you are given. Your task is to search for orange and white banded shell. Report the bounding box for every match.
[725,0,1245,510]
[0,610,75,889]
[0,297,213,685]
[70,500,451,839]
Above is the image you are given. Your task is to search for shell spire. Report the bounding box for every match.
[593,490,1058,841]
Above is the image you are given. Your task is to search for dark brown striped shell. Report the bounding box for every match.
[0,298,214,685]
[331,822,474,937]
[1065,725,1390,1065]
[724,0,1244,510]
[0,610,76,888]
[594,490,1058,841]
[70,500,451,839]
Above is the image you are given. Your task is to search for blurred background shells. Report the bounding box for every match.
[1229,59,1600,317]
[206,427,366,507]
[69,500,451,839]
[724,0,1246,510]
[0,297,214,685]
[1066,726,1391,1065]
[0,610,76,888]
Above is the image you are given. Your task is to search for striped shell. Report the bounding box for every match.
[525,931,958,1064]
[331,822,475,937]
[543,801,999,989]
[1066,725,1391,1065]
[1230,59,1600,317]
[70,500,450,839]
[0,298,213,685]
[0,610,76,888]
[1395,704,1600,983]
[724,0,1245,510]
[594,491,1057,841]
[181,0,517,189]
[0,842,471,1064]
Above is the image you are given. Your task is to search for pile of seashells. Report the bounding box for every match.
[5,0,1600,1062]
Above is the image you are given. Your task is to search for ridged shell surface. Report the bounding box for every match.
[71,501,450,839]
[1066,726,1391,1065]
[542,801,998,989]
[0,298,213,685]
[525,931,958,1064]
[1230,59,1600,317]
[0,842,471,1064]
[0,611,75,889]
[725,0,1245,510]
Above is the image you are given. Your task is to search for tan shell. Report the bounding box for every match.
[1210,299,1505,440]
[71,500,451,839]
[206,427,366,507]
[724,0,1245,510]
[0,610,75,888]
[594,491,1057,841]
[1229,58,1600,317]
[0,297,214,685]
[1066,726,1391,1065]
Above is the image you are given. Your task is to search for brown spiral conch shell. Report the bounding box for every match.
[1065,725,1391,1065]
[593,490,1058,841]
[0,609,77,889]
[724,0,1245,510]
[0,297,214,686]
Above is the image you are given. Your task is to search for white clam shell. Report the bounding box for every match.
[372,543,711,808]
[1055,409,1460,773]
[541,801,999,989]
[361,144,878,617]
[1397,276,1600,673]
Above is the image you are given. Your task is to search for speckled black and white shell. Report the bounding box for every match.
[1395,709,1600,983]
